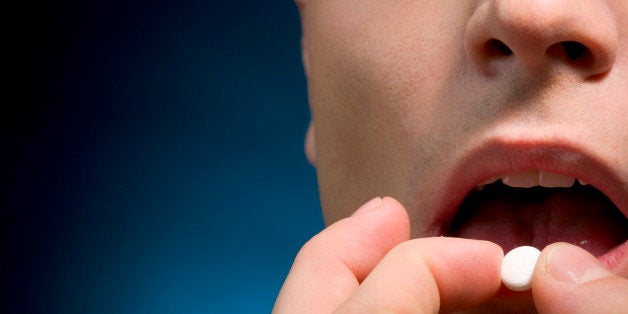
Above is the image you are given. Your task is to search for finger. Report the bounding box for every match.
[532,242,628,313]
[336,237,504,313]
[273,197,411,314]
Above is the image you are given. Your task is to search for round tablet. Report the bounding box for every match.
[501,246,541,291]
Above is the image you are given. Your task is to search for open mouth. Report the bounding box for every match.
[431,142,628,273]
[446,170,628,263]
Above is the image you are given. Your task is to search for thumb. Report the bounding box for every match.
[532,242,628,313]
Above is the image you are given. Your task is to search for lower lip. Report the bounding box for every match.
[599,240,628,273]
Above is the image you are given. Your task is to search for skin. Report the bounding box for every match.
[276,0,627,312]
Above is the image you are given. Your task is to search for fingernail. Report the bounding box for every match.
[351,197,382,217]
[546,244,612,283]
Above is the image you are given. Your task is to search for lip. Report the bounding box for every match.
[429,137,627,270]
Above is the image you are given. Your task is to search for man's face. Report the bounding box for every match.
[300,0,626,308]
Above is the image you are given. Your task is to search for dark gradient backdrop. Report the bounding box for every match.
[3,1,322,313]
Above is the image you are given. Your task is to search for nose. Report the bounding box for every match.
[464,0,619,78]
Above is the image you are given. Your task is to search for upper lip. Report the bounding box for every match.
[430,137,628,234]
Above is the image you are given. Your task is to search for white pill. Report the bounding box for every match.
[501,246,541,291]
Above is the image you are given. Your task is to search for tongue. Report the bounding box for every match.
[451,184,628,256]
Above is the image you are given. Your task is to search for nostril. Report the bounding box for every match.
[561,41,587,60]
[547,41,593,67]
[484,39,513,57]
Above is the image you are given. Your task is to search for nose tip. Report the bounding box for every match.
[464,0,619,78]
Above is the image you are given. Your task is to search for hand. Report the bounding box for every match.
[273,197,504,313]
[532,242,628,313]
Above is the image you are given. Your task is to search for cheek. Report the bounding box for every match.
[306,1,475,140]
[304,1,474,222]
[308,2,461,110]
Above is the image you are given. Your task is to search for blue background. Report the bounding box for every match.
[3,1,323,313]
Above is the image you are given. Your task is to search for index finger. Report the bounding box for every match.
[273,197,411,313]
[336,237,504,313]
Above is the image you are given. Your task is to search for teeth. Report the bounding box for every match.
[482,176,500,185]
[539,171,575,187]
[475,176,501,191]
[478,170,578,189]
[502,170,576,188]
[578,179,589,186]
[502,170,539,188]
